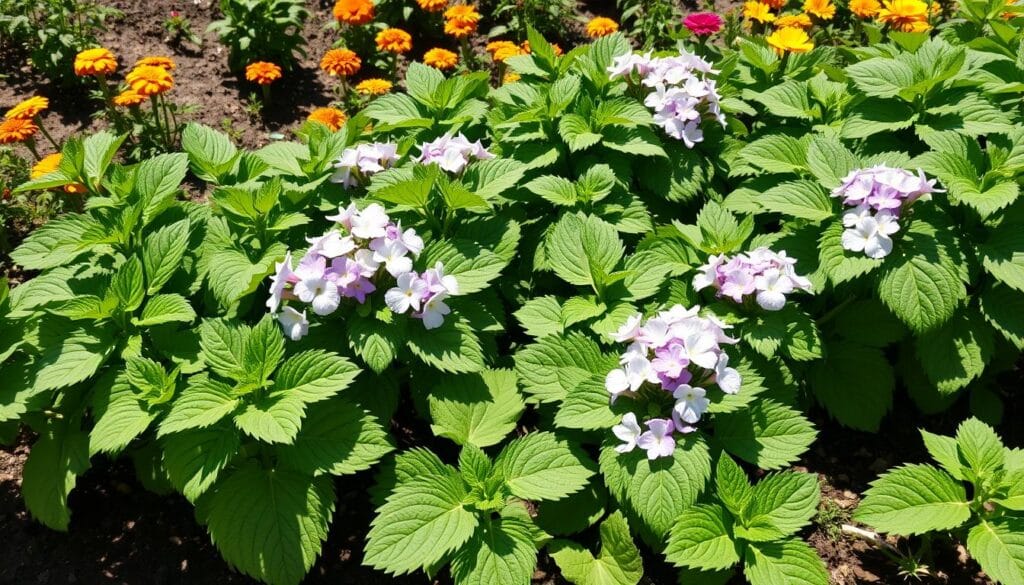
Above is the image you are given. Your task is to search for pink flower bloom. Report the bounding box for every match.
[422,262,459,295]
[637,419,676,460]
[417,133,495,174]
[385,272,428,313]
[683,12,723,36]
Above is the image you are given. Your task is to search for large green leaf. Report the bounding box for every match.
[854,463,970,535]
[450,517,537,585]
[22,422,91,531]
[550,511,643,585]
[743,539,829,585]
[161,422,240,502]
[545,212,624,288]
[495,432,593,501]
[665,503,740,571]
[967,518,1024,585]
[429,369,525,448]
[277,397,393,476]
[715,399,817,470]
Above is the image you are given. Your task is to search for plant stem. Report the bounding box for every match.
[34,116,60,151]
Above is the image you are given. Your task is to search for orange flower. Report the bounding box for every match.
[486,40,520,62]
[444,4,480,38]
[849,0,882,16]
[321,48,362,76]
[877,0,930,30]
[423,48,459,70]
[5,96,49,120]
[417,0,447,11]
[136,56,176,70]
[245,61,282,85]
[333,0,374,24]
[519,40,562,55]
[308,107,347,131]
[776,12,813,26]
[743,1,777,22]
[585,16,619,37]
[113,89,147,107]
[763,0,786,8]
[31,153,62,178]
[803,0,837,18]
[0,118,39,144]
[766,26,815,54]
[376,28,413,54]
[73,47,117,76]
[126,65,175,96]
[356,78,393,95]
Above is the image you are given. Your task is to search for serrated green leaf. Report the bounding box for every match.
[159,376,239,436]
[809,341,893,432]
[272,350,360,403]
[513,296,564,338]
[514,333,617,403]
[967,518,1024,585]
[551,511,643,585]
[743,539,829,585]
[429,369,524,448]
[854,464,970,535]
[142,220,190,294]
[278,397,392,476]
[715,399,817,470]
[406,318,485,373]
[89,372,155,456]
[955,417,1005,478]
[665,503,740,571]
[133,293,196,327]
[739,472,819,541]
[545,213,624,288]
[22,422,91,531]
[495,432,593,501]
[161,422,240,502]
[451,516,537,585]
[715,454,754,518]
[916,311,994,394]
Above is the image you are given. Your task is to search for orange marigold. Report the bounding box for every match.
[423,48,459,70]
[308,107,347,131]
[126,65,175,96]
[417,0,447,11]
[849,0,882,16]
[113,89,147,107]
[321,48,362,76]
[136,56,176,70]
[585,16,619,37]
[776,13,813,26]
[877,0,930,30]
[73,47,117,77]
[444,4,480,38]
[245,61,282,85]
[0,118,39,144]
[762,0,786,8]
[803,0,837,18]
[31,153,62,178]
[376,28,413,54]
[333,0,375,24]
[494,44,524,62]
[5,96,49,120]
[356,78,393,95]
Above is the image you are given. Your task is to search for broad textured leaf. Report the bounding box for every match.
[550,511,643,585]
[161,422,240,502]
[967,518,1024,585]
[22,423,91,531]
[854,464,970,535]
[495,432,593,501]
[514,333,617,403]
[134,293,196,327]
[715,399,817,470]
[955,417,1005,478]
[273,350,360,403]
[740,472,819,541]
[743,539,829,585]
[278,397,393,476]
[142,220,190,294]
[159,376,239,436]
[916,311,994,394]
[545,213,624,288]
[429,369,525,447]
[665,503,740,571]
[406,318,485,373]
[89,372,155,456]
[450,517,537,585]
[809,341,893,431]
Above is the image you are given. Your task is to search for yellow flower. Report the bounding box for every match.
[5,96,49,120]
[486,40,522,62]
[444,5,480,38]
[776,13,813,27]
[333,0,374,24]
[803,0,836,18]
[31,153,61,178]
[743,1,777,22]
[417,0,447,11]
[356,78,393,95]
[0,118,39,144]
[307,107,347,131]
[376,28,413,54]
[113,89,147,107]
[321,48,361,76]
[877,0,930,30]
[503,72,521,84]
[766,26,815,54]
[136,56,176,70]
[849,0,882,17]
[126,65,175,96]
[423,48,459,70]
[585,16,619,37]
[73,47,117,76]
[245,61,282,85]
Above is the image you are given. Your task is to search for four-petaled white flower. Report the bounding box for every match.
[612,413,642,453]
[672,384,710,425]
[420,292,451,330]
[385,272,428,314]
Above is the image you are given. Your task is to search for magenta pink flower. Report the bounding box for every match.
[683,12,723,36]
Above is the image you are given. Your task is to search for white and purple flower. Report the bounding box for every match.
[693,247,812,311]
[416,133,495,174]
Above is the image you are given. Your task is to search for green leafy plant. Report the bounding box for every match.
[855,418,1024,585]
[208,0,308,71]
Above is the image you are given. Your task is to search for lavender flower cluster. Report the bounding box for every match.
[330,143,399,189]
[605,306,741,460]
[693,248,812,311]
[266,203,456,339]
[832,166,942,259]
[607,49,726,148]
[416,132,494,174]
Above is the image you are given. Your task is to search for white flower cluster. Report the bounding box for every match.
[832,166,942,259]
[605,306,741,460]
[416,132,495,174]
[693,248,812,311]
[607,49,726,148]
[330,143,399,189]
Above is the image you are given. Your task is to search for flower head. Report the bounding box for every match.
[743,1,777,22]
[850,0,882,16]
[803,0,837,18]
[444,4,481,37]
[386,272,429,314]
[73,47,117,76]
[127,65,175,96]
[423,48,459,70]
[113,89,147,107]
[356,78,393,96]
[245,61,282,85]
[329,143,398,188]
[877,0,931,31]
[487,40,524,62]
[31,153,62,178]
[840,207,900,259]
[136,56,176,70]
[376,28,413,54]
[278,307,309,341]
[5,96,48,120]
[417,0,448,11]
[0,118,38,144]
[637,419,676,460]
[693,248,812,310]
[420,291,451,329]
[308,107,347,131]
[766,26,814,54]
[416,132,495,174]
[586,16,620,37]
[776,12,813,27]
[333,0,375,24]
[683,12,724,35]
[613,413,643,453]
[320,48,361,77]
[503,72,521,84]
